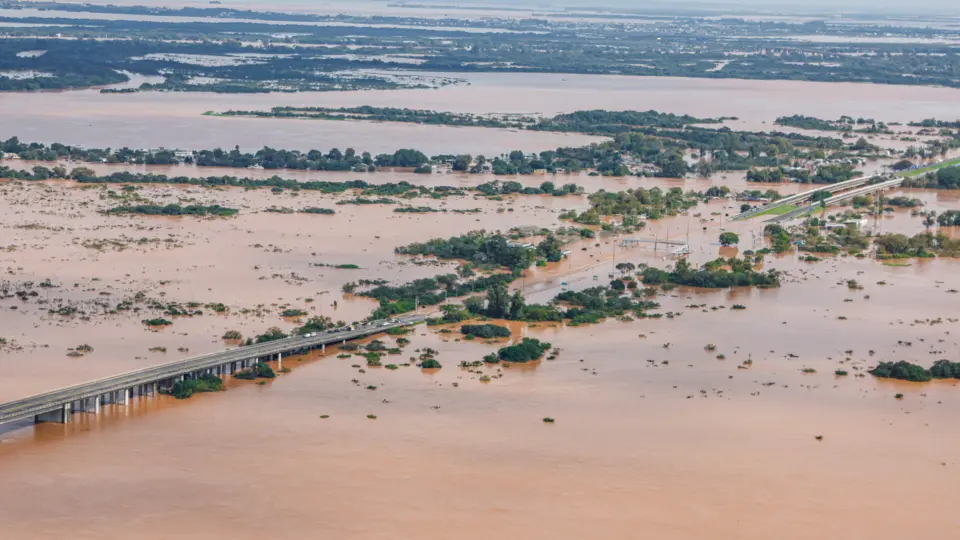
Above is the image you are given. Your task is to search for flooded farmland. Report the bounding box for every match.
[3,37,960,539]
[2,159,960,537]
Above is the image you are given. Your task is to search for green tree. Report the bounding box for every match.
[719,232,740,246]
[485,282,510,319]
[508,290,525,320]
[537,235,564,262]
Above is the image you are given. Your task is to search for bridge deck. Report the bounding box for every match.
[766,177,904,223]
[732,175,878,221]
[0,314,425,426]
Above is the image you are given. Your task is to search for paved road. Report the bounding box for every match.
[766,177,905,223]
[0,314,426,426]
[732,175,878,221]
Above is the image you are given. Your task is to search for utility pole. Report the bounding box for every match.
[612,233,617,274]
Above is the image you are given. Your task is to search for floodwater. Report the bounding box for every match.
[2,71,960,154]
[3,36,960,537]
[2,169,960,539]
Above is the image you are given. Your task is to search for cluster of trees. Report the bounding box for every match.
[220,105,525,129]
[460,324,511,338]
[396,231,564,271]
[484,338,552,363]
[169,374,223,399]
[104,204,238,217]
[528,109,726,133]
[869,360,960,382]
[234,361,276,380]
[1,109,888,184]
[884,196,923,208]
[902,166,960,190]
[475,180,582,197]
[301,207,336,215]
[763,224,793,253]
[936,211,960,226]
[552,285,660,325]
[775,115,843,131]
[874,232,960,258]
[566,186,701,225]
[775,115,887,133]
[193,145,428,171]
[909,119,960,129]
[746,168,787,183]
[641,258,781,288]
[219,107,725,135]
[746,163,860,184]
[1,136,160,164]
[362,273,516,320]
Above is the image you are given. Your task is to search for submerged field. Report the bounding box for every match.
[1,159,960,538]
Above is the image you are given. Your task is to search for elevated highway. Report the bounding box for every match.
[766,177,905,223]
[732,175,879,221]
[0,314,425,427]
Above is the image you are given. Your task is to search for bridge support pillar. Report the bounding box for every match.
[78,396,101,414]
[101,393,113,406]
[321,343,325,355]
[277,352,282,371]
[116,389,129,405]
[35,403,71,424]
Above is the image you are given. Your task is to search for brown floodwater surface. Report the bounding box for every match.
[3,77,960,538]
[2,72,959,154]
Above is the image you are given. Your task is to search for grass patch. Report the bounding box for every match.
[900,156,960,178]
[754,204,798,217]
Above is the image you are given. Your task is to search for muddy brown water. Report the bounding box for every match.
[1,177,959,540]
[2,76,960,537]
[2,71,959,154]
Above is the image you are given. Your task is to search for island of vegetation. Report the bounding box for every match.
[869,360,960,382]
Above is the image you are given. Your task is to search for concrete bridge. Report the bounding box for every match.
[732,175,880,221]
[0,314,425,427]
[765,176,905,223]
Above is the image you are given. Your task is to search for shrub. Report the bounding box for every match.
[234,362,275,380]
[496,338,552,363]
[869,361,931,382]
[460,324,512,339]
[930,360,960,379]
[169,374,223,399]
